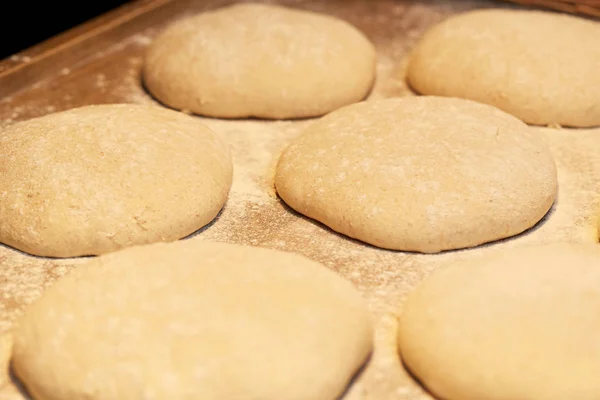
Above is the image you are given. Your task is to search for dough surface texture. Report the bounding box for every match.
[397,243,600,400]
[143,2,376,119]
[407,9,600,127]
[0,104,232,258]
[275,96,557,253]
[11,240,373,400]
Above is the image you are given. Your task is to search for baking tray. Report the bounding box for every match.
[1,0,600,399]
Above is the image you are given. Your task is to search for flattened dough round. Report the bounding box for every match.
[0,104,232,258]
[11,240,373,400]
[397,243,600,400]
[142,3,376,119]
[275,96,557,253]
[407,9,600,127]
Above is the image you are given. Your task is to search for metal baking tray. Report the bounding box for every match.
[1,1,599,398]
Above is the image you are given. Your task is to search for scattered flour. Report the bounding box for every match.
[1,2,599,400]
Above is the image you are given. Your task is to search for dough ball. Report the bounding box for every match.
[397,243,600,400]
[0,104,232,258]
[11,240,373,400]
[406,9,600,127]
[275,96,557,253]
[142,3,376,119]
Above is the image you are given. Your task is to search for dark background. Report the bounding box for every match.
[1,1,132,60]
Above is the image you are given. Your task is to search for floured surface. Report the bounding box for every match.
[1,1,599,399]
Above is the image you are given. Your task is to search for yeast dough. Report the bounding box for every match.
[407,9,600,127]
[398,243,600,400]
[11,240,373,400]
[143,2,376,119]
[0,104,232,257]
[275,96,557,253]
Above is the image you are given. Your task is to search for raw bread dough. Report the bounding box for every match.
[142,2,376,119]
[275,96,557,253]
[11,240,373,400]
[0,104,232,258]
[397,243,600,400]
[406,9,600,127]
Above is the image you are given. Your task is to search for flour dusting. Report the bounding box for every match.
[1,1,598,400]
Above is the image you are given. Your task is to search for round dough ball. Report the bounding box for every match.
[406,9,600,127]
[397,243,600,400]
[142,3,376,119]
[275,96,557,253]
[11,240,373,400]
[0,104,232,258]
